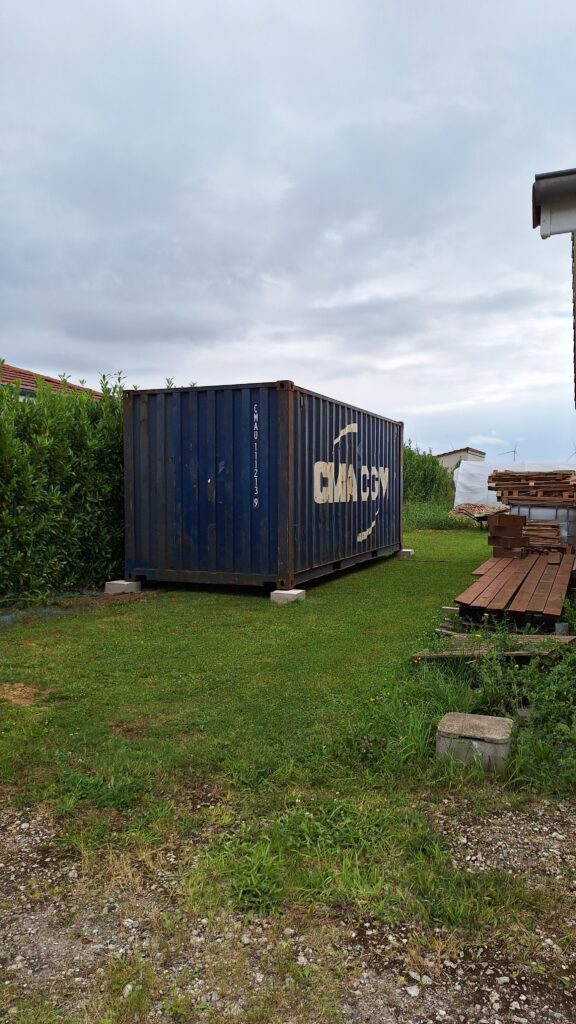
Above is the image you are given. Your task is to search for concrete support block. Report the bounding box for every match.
[398,548,414,559]
[270,589,305,605]
[105,580,142,595]
[436,712,513,770]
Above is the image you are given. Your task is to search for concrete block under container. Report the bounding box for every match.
[270,589,305,605]
[436,712,513,770]
[105,580,142,595]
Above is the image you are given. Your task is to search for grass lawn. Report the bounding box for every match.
[1,527,575,1022]
[0,529,487,831]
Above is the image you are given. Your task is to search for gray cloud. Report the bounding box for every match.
[1,0,576,457]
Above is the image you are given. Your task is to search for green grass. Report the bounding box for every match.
[0,526,572,942]
[0,530,485,810]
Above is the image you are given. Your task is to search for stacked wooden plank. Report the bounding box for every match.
[521,521,574,553]
[488,470,576,507]
[524,522,561,543]
[455,551,576,620]
[488,512,525,557]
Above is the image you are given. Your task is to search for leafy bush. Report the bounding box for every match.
[403,440,454,504]
[510,649,576,790]
[0,371,123,604]
[464,642,576,794]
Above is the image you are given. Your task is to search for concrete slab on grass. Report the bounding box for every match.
[398,548,414,559]
[105,580,142,595]
[436,712,513,770]
[270,589,305,605]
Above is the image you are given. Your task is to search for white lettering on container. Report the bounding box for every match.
[253,403,259,508]
[313,461,388,503]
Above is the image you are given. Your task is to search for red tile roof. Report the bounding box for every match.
[0,362,102,398]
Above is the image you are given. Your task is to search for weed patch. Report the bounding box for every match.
[183,792,549,940]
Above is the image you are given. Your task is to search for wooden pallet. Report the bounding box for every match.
[432,631,576,646]
[412,633,575,665]
[487,470,576,509]
[455,552,576,619]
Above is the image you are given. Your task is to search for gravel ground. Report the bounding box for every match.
[429,797,576,885]
[0,797,575,1022]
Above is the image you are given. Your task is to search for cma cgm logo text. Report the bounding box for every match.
[313,421,389,505]
[313,463,389,504]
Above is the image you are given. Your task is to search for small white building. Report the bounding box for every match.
[435,447,486,472]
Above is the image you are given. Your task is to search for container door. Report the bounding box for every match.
[124,385,279,584]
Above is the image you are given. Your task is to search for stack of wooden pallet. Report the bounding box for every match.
[487,470,576,507]
[487,513,572,557]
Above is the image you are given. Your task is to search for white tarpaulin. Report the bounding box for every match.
[453,460,573,507]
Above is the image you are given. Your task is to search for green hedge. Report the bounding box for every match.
[403,440,454,504]
[0,372,124,605]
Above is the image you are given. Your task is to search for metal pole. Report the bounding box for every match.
[569,230,573,405]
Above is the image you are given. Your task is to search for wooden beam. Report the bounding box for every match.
[455,559,519,607]
[542,554,575,617]
[483,556,538,612]
[508,555,551,614]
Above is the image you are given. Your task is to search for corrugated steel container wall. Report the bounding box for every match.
[288,387,402,582]
[124,381,402,588]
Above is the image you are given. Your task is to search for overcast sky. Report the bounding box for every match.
[2,0,576,459]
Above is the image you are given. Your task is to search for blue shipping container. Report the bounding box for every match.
[124,381,403,588]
